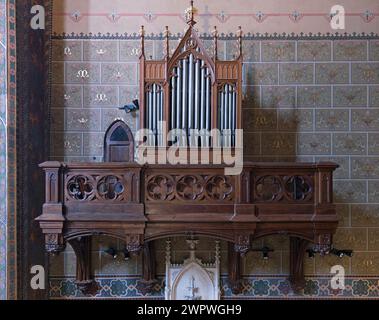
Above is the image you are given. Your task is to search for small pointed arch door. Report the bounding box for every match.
[104,120,135,162]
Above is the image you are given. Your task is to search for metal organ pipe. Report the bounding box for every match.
[182,57,188,143]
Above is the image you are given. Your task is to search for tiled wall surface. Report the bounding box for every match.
[50,37,379,298]
[0,0,7,300]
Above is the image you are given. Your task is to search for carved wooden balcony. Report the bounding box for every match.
[37,161,338,294]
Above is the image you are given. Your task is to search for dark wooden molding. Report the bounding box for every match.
[16,0,52,300]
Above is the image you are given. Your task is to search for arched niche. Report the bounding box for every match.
[104,120,135,162]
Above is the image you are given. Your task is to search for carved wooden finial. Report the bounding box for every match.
[212,26,218,61]
[185,0,197,26]
[237,26,243,58]
[140,25,145,57]
[164,26,170,59]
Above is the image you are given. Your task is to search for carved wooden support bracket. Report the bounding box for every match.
[69,236,98,295]
[228,242,243,294]
[288,237,310,293]
[136,241,158,295]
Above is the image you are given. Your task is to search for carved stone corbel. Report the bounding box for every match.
[313,234,332,256]
[288,237,310,292]
[228,242,243,295]
[136,241,158,295]
[126,234,144,253]
[68,236,98,295]
[234,234,252,256]
[45,233,66,254]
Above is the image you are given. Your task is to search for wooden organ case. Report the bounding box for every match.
[38,2,339,296]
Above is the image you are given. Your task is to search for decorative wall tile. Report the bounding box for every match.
[83,40,118,61]
[243,252,281,275]
[352,253,379,275]
[297,133,331,155]
[100,253,138,275]
[351,204,379,227]
[261,41,295,62]
[261,133,296,155]
[333,41,367,61]
[120,40,153,61]
[244,63,278,85]
[333,180,367,203]
[242,86,260,108]
[333,86,367,107]
[368,133,379,155]
[51,85,83,108]
[66,109,101,131]
[335,204,350,228]
[101,109,136,132]
[333,133,367,155]
[101,63,137,84]
[65,63,101,84]
[369,40,379,61]
[297,41,331,61]
[368,181,379,203]
[315,63,349,84]
[52,40,82,61]
[352,109,379,131]
[351,157,379,179]
[243,108,277,131]
[315,255,351,275]
[242,41,260,62]
[262,235,289,251]
[83,133,105,157]
[369,86,379,107]
[352,63,379,84]
[368,229,379,251]
[243,133,261,155]
[279,63,313,85]
[333,228,367,251]
[83,86,118,107]
[51,132,82,157]
[278,109,313,132]
[315,109,349,131]
[261,86,295,108]
[297,86,331,108]
[203,39,225,61]
[119,86,139,105]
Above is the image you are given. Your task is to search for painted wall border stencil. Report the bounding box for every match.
[52,0,379,36]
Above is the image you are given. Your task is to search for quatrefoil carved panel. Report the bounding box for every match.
[146,175,175,201]
[205,175,233,201]
[176,175,204,200]
[67,175,95,201]
[255,176,283,202]
[97,175,125,200]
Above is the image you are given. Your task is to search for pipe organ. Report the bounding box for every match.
[139,8,243,149]
[37,1,340,297]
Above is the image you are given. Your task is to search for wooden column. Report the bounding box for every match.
[228,242,243,294]
[289,237,309,292]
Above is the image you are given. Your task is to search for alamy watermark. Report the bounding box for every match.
[30,5,45,30]
[135,122,244,175]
